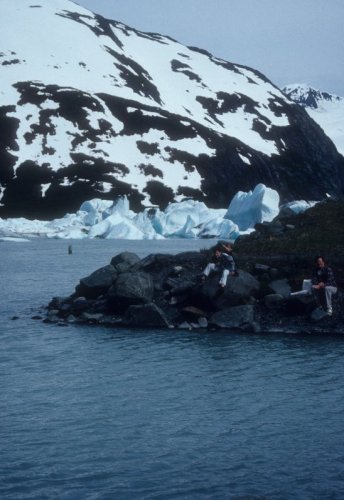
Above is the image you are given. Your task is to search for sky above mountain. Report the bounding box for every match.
[74,0,344,97]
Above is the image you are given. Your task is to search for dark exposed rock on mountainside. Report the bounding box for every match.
[283,84,343,110]
[1,0,344,218]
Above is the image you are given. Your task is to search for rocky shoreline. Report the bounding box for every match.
[44,246,344,335]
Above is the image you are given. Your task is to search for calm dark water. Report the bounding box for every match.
[1,239,344,500]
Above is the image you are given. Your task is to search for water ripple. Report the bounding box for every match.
[1,240,344,498]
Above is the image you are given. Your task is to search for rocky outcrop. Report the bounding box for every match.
[45,247,344,335]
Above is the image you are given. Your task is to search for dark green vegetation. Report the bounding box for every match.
[234,200,344,285]
[235,200,344,255]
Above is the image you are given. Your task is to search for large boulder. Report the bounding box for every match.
[110,252,141,273]
[222,270,260,301]
[107,271,154,312]
[209,305,256,331]
[132,251,206,294]
[132,253,174,272]
[133,251,205,277]
[267,279,291,299]
[123,303,170,327]
[71,297,98,314]
[192,270,260,310]
[131,253,176,290]
[76,265,117,299]
[264,293,285,309]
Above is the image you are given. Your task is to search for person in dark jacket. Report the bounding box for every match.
[311,255,337,315]
[202,245,236,287]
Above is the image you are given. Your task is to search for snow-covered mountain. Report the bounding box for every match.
[283,83,344,156]
[1,0,344,218]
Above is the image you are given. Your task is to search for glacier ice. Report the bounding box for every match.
[280,200,318,214]
[0,184,288,240]
[224,183,280,231]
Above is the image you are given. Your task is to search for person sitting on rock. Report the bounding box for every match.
[201,245,236,288]
[311,255,337,316]
[219,242,235,255]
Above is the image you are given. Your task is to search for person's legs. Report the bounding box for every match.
[313,288,326,309]
[203,263,216,278]
[219,269,230,287]
[324,286,337,314]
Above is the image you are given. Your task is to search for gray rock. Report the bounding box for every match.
[72,297,97,313]
[48,296,70,310]
[268,279,291,298]
[114,262,132,274]
[216,270,260,308]
[269,268,279,279]
[99,315,123,325]
[60,302,72,314]
[255,263,271,273]
[123,303,170,327]
[44,311,59,323]
[110,251,140,269]
[224,270,260,298]
[190,322,201,329]
[177,321,193,330]
[132,253,173,272]
[310,307,329,322]
[91,298,108,313]
[108,271,154,311]
[255,220,284,236]
[181,306,208,319]
[66,315,78,323]
[264,293,285,309]
[191,270,259,311]
[77,265,117,299]
[198,317,208,328]
[80,312,104,322]
[251,321,261,333]
[47,309,59,317]
[209,305,255,331]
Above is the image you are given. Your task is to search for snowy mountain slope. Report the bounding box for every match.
[1,0,344,218]
[283,83,344,156]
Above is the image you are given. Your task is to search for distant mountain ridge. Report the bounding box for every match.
[283,83,343,109]
[283,83,344,156]
[1,0,344,218]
